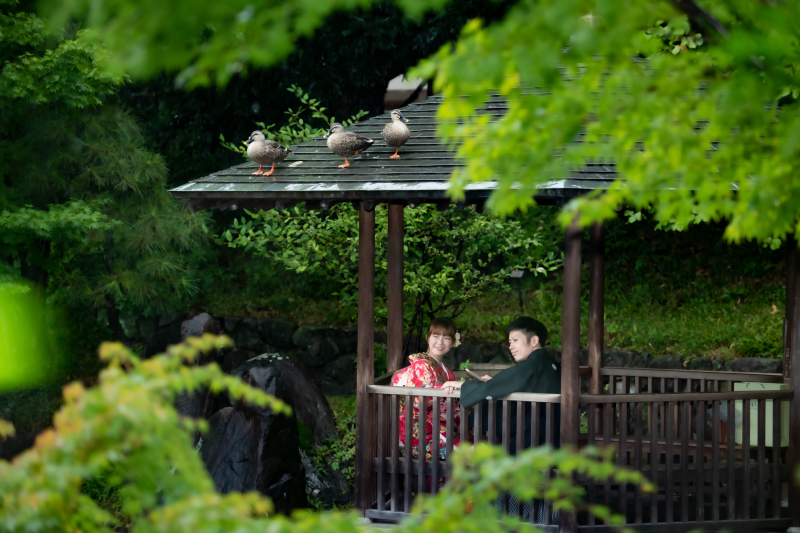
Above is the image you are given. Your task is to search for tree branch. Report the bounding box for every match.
[667,0,729,38]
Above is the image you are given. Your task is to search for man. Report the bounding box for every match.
[442,316,561,453]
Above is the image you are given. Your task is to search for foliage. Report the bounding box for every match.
[314,395,357,488]
[401,444,650,531]
[0,334,290,532]
[221,202,561,323]
[411,0,800,242]
[220,85,368,155]
[0,7,211,348]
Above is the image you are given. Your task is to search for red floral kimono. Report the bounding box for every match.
[390,353,461,457]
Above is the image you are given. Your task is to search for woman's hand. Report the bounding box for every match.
[442,381,463,394]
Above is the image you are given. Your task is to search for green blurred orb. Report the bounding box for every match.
[0,289,51,392]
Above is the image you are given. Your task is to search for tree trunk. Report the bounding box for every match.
[103,234,126,341]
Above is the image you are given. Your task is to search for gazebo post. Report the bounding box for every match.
[560,222,582,533]
[788,237,800,525]
[588,222,604,438]
[387,204,405,373]
[588,222,604,394]
[785,235,796,380]
[355,203,376,514]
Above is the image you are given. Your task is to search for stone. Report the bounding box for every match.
[220,348,256,373]
[688,357,714,371]
[222,317,242,335]
[145,319,184,357]
[292,325,357,368]
[233,323,264,351]
[649,354,683,370]
[159,315,184,328]
[725,357,783,374]
[181,312,220,339]
[258,318,298,350]
[137,315,158,340]
[202,359,307,513]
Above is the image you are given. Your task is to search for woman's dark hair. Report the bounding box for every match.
[426,317,456,340]
[506,316,548,346]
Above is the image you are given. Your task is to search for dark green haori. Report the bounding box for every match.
[461,348,561,454]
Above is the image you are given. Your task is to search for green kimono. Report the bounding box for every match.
[461,348,561,453]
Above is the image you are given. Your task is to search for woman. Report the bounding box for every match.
[391,317,461,458]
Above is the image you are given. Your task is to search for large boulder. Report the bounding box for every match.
[201,358,307,513]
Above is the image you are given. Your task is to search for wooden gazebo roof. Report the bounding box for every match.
[168,94,618,211]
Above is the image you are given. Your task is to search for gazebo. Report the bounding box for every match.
[170,93,800,532]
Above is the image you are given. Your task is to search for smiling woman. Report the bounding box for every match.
[389,317,462,458]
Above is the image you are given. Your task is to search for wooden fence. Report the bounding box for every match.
[362,368,793,532]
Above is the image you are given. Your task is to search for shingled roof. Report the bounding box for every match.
[169,93,618,212]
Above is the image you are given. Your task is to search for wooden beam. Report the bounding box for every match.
[560,222,582,533]
[588,222,604,395]
[354,203,376,514]
[788,236,800,526]
[387,204,404,373]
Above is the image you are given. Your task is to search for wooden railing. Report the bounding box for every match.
[362,367,793,532]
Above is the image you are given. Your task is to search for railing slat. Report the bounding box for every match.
[391,395,399,512]
[757,398,766,519]
[404,394,413,512]
[604,400,612,513]
[417,396,428,496]
[697,398,705,522]
[665,400,674,523]
[446,397,454,480]
[635,398,643,524]
[488,399,496,445]
[544,402,554,526]
[431,396,440,495]
[516,400,524,455]
[531,402,539,448]
[742,397,751,520]
[588,401,596,527]
[727,398,735,520]
[772,395,781,518]
[460,404,468,448]
[681,400,690,522]
[502,400,510,454]
[619,396,628,520]
[475,401,483,443]
[650,400,658,523]
[712,399,720,521]
[377,393,385,511]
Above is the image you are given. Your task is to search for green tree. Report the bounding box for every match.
[222,203,561,337]
[0,6,208,347]
[51,0,800,242]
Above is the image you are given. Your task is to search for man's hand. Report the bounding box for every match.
[442,381,463,394]
[480,375,492,382]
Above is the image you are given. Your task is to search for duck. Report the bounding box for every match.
[324,123,374,168]
[381,110,410,158]
[244,131,292,178]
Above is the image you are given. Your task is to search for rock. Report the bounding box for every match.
[688,357,714,371]
[220,348,257,373]
[603,350,649,368]
[159,315,184,328]
[181,312,220,339]
[315,354,357,396]
[292,325,357,368]
[300,450,353,508]
[138,315,158,340]
[258,318,298,350]
[725,357,783,374]
[202,359,307,513]
[145,319,184,357]
[649,354,683,370]
[233,321,265,351]
[222,317,243,335]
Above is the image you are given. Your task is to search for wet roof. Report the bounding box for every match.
[169,93,617,212]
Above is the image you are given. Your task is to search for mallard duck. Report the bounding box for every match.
[324,123,374,168]
[244,131,292,177]
[381,110,410,158]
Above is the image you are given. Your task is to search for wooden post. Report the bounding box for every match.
[588,222,604,395]
[560,222,582,533]
[788,236,800,526]
[355,203,376,514]
[785,235,796,380]
[387,204,404,374]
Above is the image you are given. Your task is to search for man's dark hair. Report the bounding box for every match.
[506,316,548,346]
